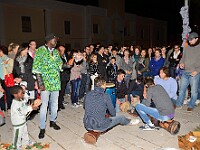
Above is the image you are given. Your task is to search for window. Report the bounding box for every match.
[93,24,98,34]
[21,16,31,32]
[64,21,70,34]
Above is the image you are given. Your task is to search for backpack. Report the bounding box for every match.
[0,110,5,126]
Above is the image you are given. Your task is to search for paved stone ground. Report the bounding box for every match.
[0,95,200,150]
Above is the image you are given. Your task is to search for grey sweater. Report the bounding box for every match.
[180,43,200,73]
[143,85,175,116]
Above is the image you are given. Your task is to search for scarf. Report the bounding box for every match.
[138,57,145,64]
[173,51,180,59]
[154,56,161,61]
[124,56,129,64]
[16,55,27,73]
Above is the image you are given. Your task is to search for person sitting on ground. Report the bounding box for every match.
[83,76,139,133]
[135,77,175,130]
[154,67,178,105]
[127,76,144,115]
[115,69,129,113]
[128,75,144,102]
[10,85,41,150]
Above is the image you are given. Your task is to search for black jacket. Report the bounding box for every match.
[13,54,35,91]
[168,51,182,67]
[60,55,71,81]
[88,62,100,76]
[115,79,128,99]
[106,63,118,83]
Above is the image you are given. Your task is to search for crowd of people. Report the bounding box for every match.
[0,31,200,149]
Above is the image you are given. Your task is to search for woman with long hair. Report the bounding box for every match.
[13,44,35,101]
[136,49,150,78]
[0,45,14,110]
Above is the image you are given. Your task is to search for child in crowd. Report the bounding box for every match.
[106,57,118,83]
[88,53,99,90]
[10,85,41,150]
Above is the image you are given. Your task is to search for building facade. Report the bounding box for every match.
[0,0,167,49]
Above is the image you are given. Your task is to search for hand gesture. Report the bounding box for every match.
[179,63,184,69]
[32,99,42,110]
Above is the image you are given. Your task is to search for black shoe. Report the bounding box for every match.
[60,105,65,109]
[38,129,45,139]
[50,121,61,130]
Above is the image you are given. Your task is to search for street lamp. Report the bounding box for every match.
[194,25,199,32]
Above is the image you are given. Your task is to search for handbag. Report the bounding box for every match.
[4,74,15,87]
[35,73,45,91]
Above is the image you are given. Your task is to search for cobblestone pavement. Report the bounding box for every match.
[1,95,200,150]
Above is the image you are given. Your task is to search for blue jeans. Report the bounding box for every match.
[198,77,200,99]
[71,78,81,104]
[124,73,131,88]
[79,74,88,99]
[135,104,173,125]
[65,81,71,94]
[40,90,59,129]
[176,72,200,108]
[97,115,130,132]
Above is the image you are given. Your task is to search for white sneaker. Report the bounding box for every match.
[71,103,79,108]
[129,118,140,125]
[183,99,190,105]
[195,99,200,106]
[65,94,70,97]
[139,124,156,131]
[76,102,83,107]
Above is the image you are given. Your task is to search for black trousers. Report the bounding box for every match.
[79,74,88,99]
[1,80,13,110]
[58,80,68,108]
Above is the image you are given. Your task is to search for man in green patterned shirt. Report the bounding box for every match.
[32,33,62,139]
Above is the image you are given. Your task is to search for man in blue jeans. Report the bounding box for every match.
[83,76,139,133]
[176,32,200,112]
[32,34,62,139]
[135,77,175,130]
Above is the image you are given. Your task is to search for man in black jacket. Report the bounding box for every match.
[57,45,71,111]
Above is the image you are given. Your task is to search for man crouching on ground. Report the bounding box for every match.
[83,76,139,133]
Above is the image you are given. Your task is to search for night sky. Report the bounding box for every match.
[57,0,200,44]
